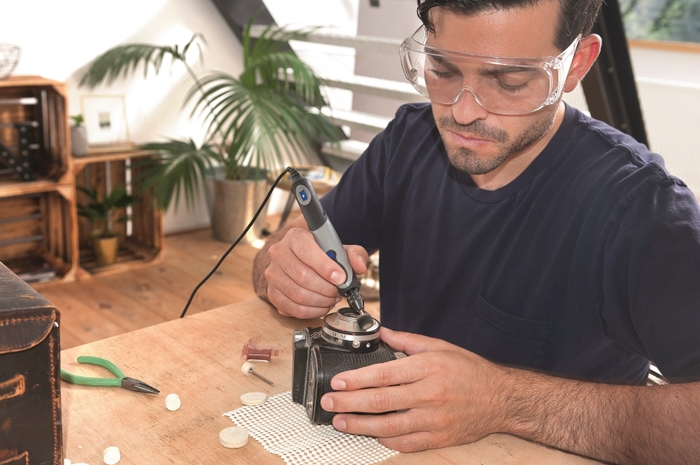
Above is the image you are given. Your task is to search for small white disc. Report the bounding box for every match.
[219,426,249,448]
[64,459,71,465]
[240,391,267,406]
[103,446,121,465]
[165,393,181,411]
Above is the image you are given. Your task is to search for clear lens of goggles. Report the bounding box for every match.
[400,28,581,115]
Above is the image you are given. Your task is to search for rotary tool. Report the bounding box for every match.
[288,167,374,331]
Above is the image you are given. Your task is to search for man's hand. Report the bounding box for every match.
[252,215,368,319]
[319,328,700,465]
[319,327,508,452]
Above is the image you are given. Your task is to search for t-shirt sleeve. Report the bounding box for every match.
[601,174,700,380]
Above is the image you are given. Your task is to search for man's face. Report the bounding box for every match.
[427,2,566,177]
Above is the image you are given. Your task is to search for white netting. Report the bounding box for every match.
[224,391,399,465]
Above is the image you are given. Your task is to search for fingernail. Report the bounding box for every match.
[330,271,344,285]
[331,378,346,390]
[335,296,342,304]
[333,416,347,431]
[321,395,333,410]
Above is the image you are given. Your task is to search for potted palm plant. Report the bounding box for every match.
[77,185,136,266]
[78,17,340,242]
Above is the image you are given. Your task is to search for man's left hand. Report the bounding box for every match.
[319,327,509,452]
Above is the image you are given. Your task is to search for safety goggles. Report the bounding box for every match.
[399,27,581,115]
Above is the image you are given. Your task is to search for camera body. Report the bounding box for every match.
[292,307,401,424]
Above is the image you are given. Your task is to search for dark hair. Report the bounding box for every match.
[416,0,603,50]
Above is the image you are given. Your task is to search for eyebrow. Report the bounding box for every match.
[429,53,539,77]
[428,54,460,73]
[479,65,539,77]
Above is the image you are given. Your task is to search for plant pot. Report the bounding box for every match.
[71,126,88,156]
[208,176,270,244]
[90,230,119,266]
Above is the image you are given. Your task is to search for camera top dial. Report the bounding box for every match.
[322,307,381,352]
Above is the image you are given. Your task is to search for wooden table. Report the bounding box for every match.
[61,299,602,465]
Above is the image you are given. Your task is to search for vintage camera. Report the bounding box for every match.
[292,307,402,424]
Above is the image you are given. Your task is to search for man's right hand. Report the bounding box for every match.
[252,215,369,319]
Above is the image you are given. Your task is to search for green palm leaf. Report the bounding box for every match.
[78,15,341,212]
[135,139,220,211]
[79,34,204,89]
[76,185,136,236]
[189,35,340,179]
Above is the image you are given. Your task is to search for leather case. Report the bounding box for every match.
[0,262,62,465]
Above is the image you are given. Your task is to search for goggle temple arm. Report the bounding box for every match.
[544,35,582,106]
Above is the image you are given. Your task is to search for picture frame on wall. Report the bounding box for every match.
[80,95,132,152]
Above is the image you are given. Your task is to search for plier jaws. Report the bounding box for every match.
[121,376,160,394]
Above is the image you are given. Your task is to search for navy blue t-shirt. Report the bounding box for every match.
[320,102,700,384]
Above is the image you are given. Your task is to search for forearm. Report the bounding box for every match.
[500,368,700,464]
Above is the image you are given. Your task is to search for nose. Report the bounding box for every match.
[451,87,489,125]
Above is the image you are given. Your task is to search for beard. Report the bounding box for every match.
[436,109,558,175]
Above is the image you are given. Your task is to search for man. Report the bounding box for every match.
[252,0,700,463]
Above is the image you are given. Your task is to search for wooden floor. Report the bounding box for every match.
[39,228,262,349]
[39,225,380,350]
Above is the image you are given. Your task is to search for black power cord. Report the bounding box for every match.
[179,167,293,318]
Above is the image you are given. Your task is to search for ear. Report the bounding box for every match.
[563,34,602,93]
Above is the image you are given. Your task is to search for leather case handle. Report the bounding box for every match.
[0,373,25,402]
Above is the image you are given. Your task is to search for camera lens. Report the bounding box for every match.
[321,308,380,352]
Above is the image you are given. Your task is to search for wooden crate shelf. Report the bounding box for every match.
[0,76,76,286]
[0,77,163,286]
[74,149,164,279]
[0,76,71,186]
[0,190,76,285]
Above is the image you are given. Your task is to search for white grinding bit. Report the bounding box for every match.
[241,361,255,375]
[240,361,274,385]
[219,426,249,448]
[103,446,121,465]
[165,393,181,411]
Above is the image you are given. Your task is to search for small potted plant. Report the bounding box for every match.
[70,114,88,156]
[77,185,136,266]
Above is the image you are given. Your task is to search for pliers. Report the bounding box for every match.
[60,355,160,394]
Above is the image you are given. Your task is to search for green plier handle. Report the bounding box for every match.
[61,356,126,387]
[60,356,159,394]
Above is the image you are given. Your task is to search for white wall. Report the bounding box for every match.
[0,0,362,234]
[1,0,244,233]
[352,0,422,143]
